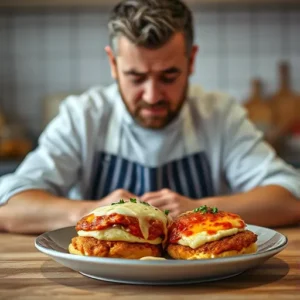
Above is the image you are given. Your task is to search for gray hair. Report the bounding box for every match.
[108,0,194,55]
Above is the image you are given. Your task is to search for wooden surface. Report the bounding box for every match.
[0,226,300,300]
[1,0,300,8]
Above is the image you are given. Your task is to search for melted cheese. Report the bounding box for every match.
[78,228,162,244]
[140,256,167,260]
[184,212,245,234]
[178,228,245,249]
[172,210,246,249]
[87,201,168,241]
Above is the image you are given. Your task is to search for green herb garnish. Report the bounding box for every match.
[193,205,208,213]
[111,198,150,206]
[111,199,126,205]
[164,209,170,216]
[193,205,219,214]
[211,207,218,214]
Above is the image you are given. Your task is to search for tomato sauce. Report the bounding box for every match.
[76,213,165,240]
[168,211,245,244]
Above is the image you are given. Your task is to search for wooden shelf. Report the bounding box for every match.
[0,0,300,9]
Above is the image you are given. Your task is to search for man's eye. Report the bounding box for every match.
[160,77,177,84]
[132,77,146,84]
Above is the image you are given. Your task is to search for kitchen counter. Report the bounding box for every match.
[0,226,299,300]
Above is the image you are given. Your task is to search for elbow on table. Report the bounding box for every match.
[0,203,28,233]
[0,206,12,233]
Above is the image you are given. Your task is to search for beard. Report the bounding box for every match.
[117,81,189,129]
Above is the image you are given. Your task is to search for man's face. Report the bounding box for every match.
[106,33,198,129]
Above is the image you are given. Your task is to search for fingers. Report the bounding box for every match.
[143,196,169,208]
[124,191,137,200]
[141,189,177,214]
[99,188,182,218]
[99,189,138,206]
[141,190,171,208]
[141,189,172,202]
[141,191,163,202]
[114,189,137,200]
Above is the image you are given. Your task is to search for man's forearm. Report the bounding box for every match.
[0,190,99,234]
[198,185,300,227]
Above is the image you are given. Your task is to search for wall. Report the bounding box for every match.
[0,7,299,137]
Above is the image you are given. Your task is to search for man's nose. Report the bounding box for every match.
[143,80,162,104]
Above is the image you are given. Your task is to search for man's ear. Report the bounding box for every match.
[188,45,199,75]
[105,46,118,80]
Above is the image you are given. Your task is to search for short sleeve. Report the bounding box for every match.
[0,96,82,206]
[222,98,300,198]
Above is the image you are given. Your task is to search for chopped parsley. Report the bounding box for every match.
[111,198,150,206]
[193,205,219,214]
[164,209,170,216]
[211,207,219,214]
[193,205,208,213]
[111,199,126,205]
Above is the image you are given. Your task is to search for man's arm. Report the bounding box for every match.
[0,188,137,234]
[219,97,300,226]
[0,97,93,233]
[202,185,300,227]
[0,190,97,234]
[142,186,300,227]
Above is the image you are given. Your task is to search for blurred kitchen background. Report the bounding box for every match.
[0,0,300,176]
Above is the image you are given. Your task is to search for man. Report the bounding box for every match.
[0,0,299,234]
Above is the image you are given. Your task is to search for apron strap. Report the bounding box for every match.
[182,102,202,155]
[103,103,122,155]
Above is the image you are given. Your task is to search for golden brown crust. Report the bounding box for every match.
[167,230,258,260]
[69,236,162,259]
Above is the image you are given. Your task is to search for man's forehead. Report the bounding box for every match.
[116,34,187,71]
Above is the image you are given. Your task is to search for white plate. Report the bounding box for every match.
[35,225,287,285]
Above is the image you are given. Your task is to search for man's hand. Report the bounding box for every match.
[77,189,138,220]
[141,189,197,218]
[98,189,138,206]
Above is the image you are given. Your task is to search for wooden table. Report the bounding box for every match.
[0,226,299,300]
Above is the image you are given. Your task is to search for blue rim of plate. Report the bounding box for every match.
[35,224,288,266]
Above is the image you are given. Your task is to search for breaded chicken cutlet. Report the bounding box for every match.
[167,205,257,259]
[69,199,169,259]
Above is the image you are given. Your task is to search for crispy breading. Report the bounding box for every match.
[167,230,257,259]
[69,236,162,259]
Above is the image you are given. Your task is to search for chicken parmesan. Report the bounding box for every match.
[167,205,257,259]
[69,199,170,259]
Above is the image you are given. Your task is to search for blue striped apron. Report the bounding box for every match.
[91,151,214,199]
[90,102,214,200]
